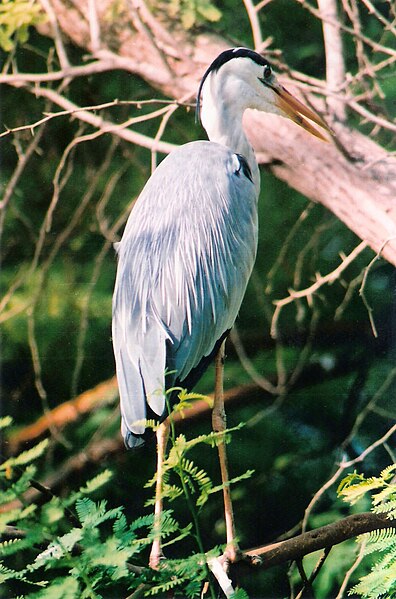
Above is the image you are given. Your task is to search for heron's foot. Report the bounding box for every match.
[221,547,263,569]
[223,543,242,565]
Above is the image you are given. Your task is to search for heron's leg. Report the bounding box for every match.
[212,340,238,562]
[149,419,170,569]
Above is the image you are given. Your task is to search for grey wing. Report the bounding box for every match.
[112,141,258,447]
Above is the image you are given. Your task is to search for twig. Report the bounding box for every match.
[359,236,396,337]
[295,0,396,58]
[0,121,47,239]
[265,202,315,294]
[150,91,193,171]
[271,241,368,339]
[242,0,263,50]
[229,327,277,395]
[38,0,70,69]
[359,0,396,36]
[342,422,396,469]
[302,422,396,531]
[12,84,176,154]
[27,307,70,448]
[0,98,189,139]
[335,538,367,599]
[295,560,313,599]
[348,100,396,133]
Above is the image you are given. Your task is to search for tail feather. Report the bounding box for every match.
[116,348,146,436]
[114,322,168,449]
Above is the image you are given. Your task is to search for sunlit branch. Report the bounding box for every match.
[0,59,141,85]
[242,511,395,569]
[127,0,174,76]
[88,0,101,53]
[0,97,187,140]
[39,0,70,69]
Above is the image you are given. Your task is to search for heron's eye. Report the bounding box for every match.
[263,65,272,79]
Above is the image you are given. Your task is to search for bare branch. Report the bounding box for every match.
[3,84,176,153]
[87,0,101,52]
[38,0,70,69]
[335,538,367,599]
[242,0,263,50]
[241,512,395,569]
[302,422,396,530]
[318,0,346,121]
[270,241,368,339]
[296,0,396,58]
[0,98,190,139]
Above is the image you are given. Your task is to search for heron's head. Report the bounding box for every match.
[197,48,331,142]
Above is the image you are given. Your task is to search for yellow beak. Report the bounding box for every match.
[272,83,332,142]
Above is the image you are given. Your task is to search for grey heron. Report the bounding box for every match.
[112,47,330,566]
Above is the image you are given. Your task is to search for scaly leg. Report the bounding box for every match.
[212,340,238,562]
[149,420,170,569]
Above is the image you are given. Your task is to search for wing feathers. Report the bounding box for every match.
[112,141,258,446]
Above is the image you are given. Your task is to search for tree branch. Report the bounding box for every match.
[240,511,395,570]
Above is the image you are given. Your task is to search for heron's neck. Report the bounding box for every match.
[202,104,260,190]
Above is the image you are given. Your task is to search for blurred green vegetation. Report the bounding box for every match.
[1,1,396,597]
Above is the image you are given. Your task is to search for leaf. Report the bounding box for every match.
[197,1,221,23]
[29,576,79,598]
[40,498,65,527]
[31,528,83,569]
[79,469,113,495]
[0,439,49,472]
[230,588,250,599]
[0,416,12,430]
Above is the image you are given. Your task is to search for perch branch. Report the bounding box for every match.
[241,511,395,569]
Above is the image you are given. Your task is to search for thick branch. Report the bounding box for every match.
[239,511,395,570]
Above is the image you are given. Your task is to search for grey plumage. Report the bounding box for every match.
[112,142,257,447]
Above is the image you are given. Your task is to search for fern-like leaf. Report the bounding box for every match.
[340,465,396,598]
[79,469,113,495]
[0,416,12,430]
[0,439,49,473]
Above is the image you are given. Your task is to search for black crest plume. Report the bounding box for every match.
[196,48,271,123]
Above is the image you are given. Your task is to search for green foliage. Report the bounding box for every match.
[161,0,221,29]
[0,0,47,51]
[145,414,253,511]
[338,466,396,598]
[0,417,251,597]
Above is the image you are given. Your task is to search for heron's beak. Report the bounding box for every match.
[272,83,332,142]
